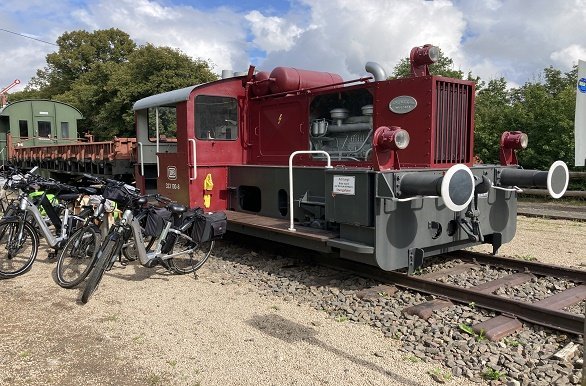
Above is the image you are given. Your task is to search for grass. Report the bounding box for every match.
[166,359,177,368]
[146,373,168,386]
[334,315,349,323]
[428,367,452,382]
[458,323,486,341]
[482,366,506,381]
[514,254,537,261]
[503,337,520,347]
[404,354,421,363]
[132,334,145,344]
[19,351,30,359]
[270,305,280,311]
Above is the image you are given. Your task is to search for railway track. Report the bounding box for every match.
[517,201,586,221]
[318,251,586,338]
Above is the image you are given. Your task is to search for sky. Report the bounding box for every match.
[1,0,585,94]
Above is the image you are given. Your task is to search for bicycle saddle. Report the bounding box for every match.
[167,203,187,214]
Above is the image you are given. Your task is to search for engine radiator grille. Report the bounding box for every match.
[435,81,472,164]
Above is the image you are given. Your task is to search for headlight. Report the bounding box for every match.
[501,131,528,150]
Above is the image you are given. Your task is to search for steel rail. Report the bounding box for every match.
[450,251,586,282]
[320,255,585,335]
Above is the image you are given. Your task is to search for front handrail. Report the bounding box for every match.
[288,151,332,231]
[188,138,197,181]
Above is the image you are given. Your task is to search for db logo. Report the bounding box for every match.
[167,166,177,180]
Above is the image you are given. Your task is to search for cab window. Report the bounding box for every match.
[147,106,177,143]
[195,95,238,140]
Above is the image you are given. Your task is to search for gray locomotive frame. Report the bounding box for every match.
[228,164,516,273]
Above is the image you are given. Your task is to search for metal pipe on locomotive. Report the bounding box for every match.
[132,44,569,274]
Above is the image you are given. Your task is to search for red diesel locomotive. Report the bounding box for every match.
[132,45,569,273]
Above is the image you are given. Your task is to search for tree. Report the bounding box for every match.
[10,29,218,140]
[474,78,511,163]
[26,29,136,98]
[474,66,577,169]
[90,44,218,138]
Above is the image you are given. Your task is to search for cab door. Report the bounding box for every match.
[186,93,243,211]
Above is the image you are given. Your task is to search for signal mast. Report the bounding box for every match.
[1,79,21,108]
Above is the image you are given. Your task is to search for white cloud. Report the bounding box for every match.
[1,0,586,94]
[456,0,586,84]
[71,0,250,73]
[551,44,586,69]
[256,0,466,80]
[245,10,304,52]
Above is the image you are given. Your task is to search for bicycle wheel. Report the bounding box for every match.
[168,240,214,275]
[56,224,100,288]
[81,237,117,304]
[0,219,39,278]
[69,207,94,234]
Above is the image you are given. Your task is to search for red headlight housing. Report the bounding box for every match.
[499,131,528,165]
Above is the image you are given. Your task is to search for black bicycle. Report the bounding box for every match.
[80,184,225,304]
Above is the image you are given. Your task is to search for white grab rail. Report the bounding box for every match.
[137,142,144,176]
[288,151,332,231]
[188,138,197,180]
[155,107,160,177]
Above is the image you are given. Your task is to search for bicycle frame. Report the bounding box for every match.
[125,210,198,266]
[16,194,78,248]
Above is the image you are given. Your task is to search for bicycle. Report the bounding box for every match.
[80,185,225,303]
[0,168,95,278]
[55,176,131,288]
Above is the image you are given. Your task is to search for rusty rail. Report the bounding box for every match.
[319,252,586,336]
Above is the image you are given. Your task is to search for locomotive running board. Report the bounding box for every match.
[225,210,374,254]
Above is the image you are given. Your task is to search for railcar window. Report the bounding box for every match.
[19,120,28,138]
[147,106,177,143]
[61,122,69,139]
[195,95,238,141]
[38,121,51,138]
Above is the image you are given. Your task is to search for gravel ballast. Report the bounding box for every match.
[0,215,585,385]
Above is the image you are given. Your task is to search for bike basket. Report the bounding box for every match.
[192,211,227,243]
[145,207,172,237]
[102,185,133,208]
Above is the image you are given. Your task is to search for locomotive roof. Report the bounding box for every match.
[133,85,200,111]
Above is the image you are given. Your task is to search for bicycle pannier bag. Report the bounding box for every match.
[193,211,227,243]
[102,185,132,208]
[145,208,172,237]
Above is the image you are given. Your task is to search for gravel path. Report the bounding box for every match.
[0,215,584,386]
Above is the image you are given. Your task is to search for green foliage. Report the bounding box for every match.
[428,367,453,382]
[458,323,486,341]
[474,66,577,169]
[10,29,218,140]
[482,367,506,381]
